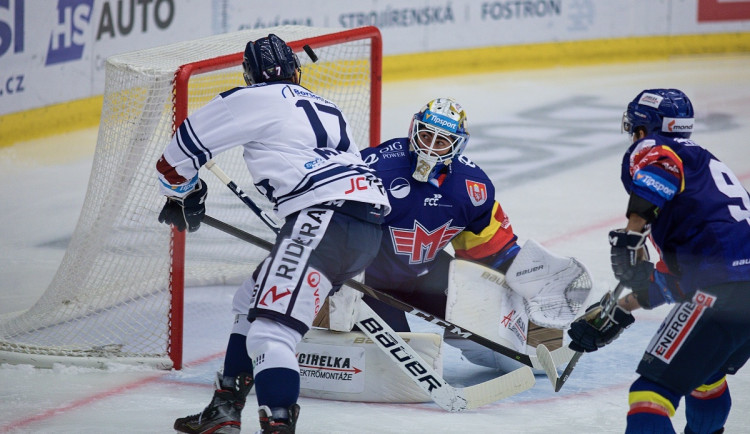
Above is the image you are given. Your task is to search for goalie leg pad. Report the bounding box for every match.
[446,259,530,352]
[296,329,443,403]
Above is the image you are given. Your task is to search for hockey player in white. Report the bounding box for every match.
[156,34,390,434]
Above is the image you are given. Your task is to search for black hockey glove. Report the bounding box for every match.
[158,178,207,232]
[609,229,653,292]
[567,295,635,353]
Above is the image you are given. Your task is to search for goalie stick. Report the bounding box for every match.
[200,214,535,411]
[552,282,627,392]
[202,214,560,381]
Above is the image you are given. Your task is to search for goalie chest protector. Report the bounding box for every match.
[361,138,499,283]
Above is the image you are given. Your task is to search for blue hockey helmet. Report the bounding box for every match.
[408,98,469,182]
[242,34,301,85]
[622,89,694,139]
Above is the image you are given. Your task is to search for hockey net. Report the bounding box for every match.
[0,26,382,370]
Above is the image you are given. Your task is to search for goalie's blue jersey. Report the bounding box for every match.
[361,138,518,285]
[621,134,750,293]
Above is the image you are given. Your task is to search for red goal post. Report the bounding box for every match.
[0,26,383,370]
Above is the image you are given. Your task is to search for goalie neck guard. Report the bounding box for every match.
[408,98,469,182]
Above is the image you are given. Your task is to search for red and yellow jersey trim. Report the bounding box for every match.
[452,201,515,260]
[631,144,686,194]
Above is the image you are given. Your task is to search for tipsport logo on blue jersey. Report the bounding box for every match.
[46,0,94,66]
[424,111,458,133]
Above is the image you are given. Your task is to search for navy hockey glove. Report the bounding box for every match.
[158,178,207,232]
[567,298,634,353]
[609,229,653,292]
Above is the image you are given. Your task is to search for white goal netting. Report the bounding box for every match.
[0,26,381,369]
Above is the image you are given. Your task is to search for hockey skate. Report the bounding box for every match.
[174,372,253,434]
[256,404,300,434]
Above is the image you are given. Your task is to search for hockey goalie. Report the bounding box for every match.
[299,98,593,403]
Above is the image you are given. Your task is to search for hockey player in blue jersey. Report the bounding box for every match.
[568,88,750,433]
[158,34,389,434]
[357,98,522,334]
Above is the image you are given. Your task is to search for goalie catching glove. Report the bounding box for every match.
[158,178,207,232]
[567,291,634,353]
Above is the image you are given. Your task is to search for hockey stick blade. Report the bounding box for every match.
[202,215,536,368]
[534,344,559,390]
[357,302,535,412]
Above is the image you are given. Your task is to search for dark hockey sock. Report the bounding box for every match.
[626,377,680,434]
[626,412,675,434]
[684,374,730,434]
[222,333,253,379]
[254,367,300,408]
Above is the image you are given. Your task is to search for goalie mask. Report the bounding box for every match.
[408,98,469,182]
[622,88,694,139]
[242,33,301,85]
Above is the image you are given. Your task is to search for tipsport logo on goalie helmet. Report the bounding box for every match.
[408,98,469,182]
[423,111,459,132]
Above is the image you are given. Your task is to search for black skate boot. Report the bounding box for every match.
[174,372,253,434]
[257,404,300,434]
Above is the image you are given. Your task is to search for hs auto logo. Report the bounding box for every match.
[46,0,93,66]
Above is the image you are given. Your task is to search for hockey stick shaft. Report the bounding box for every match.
[554,282,626,392]
[204,160,282,234]
[202,215,534,367]
[356,301,535,411]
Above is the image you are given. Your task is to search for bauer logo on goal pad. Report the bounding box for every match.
[465,180,487,206]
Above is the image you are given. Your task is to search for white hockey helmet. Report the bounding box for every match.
[408,98,469,182]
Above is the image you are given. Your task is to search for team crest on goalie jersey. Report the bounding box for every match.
[465,180,487,206]
[390,220,463,264]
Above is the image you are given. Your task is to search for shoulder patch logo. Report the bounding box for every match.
[465,180,487,206]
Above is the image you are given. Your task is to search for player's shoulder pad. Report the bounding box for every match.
[361,137,410,168]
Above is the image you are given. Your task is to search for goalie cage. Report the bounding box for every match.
[0,25,383,370]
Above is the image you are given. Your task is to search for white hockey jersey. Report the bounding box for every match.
[157,81,390,219]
